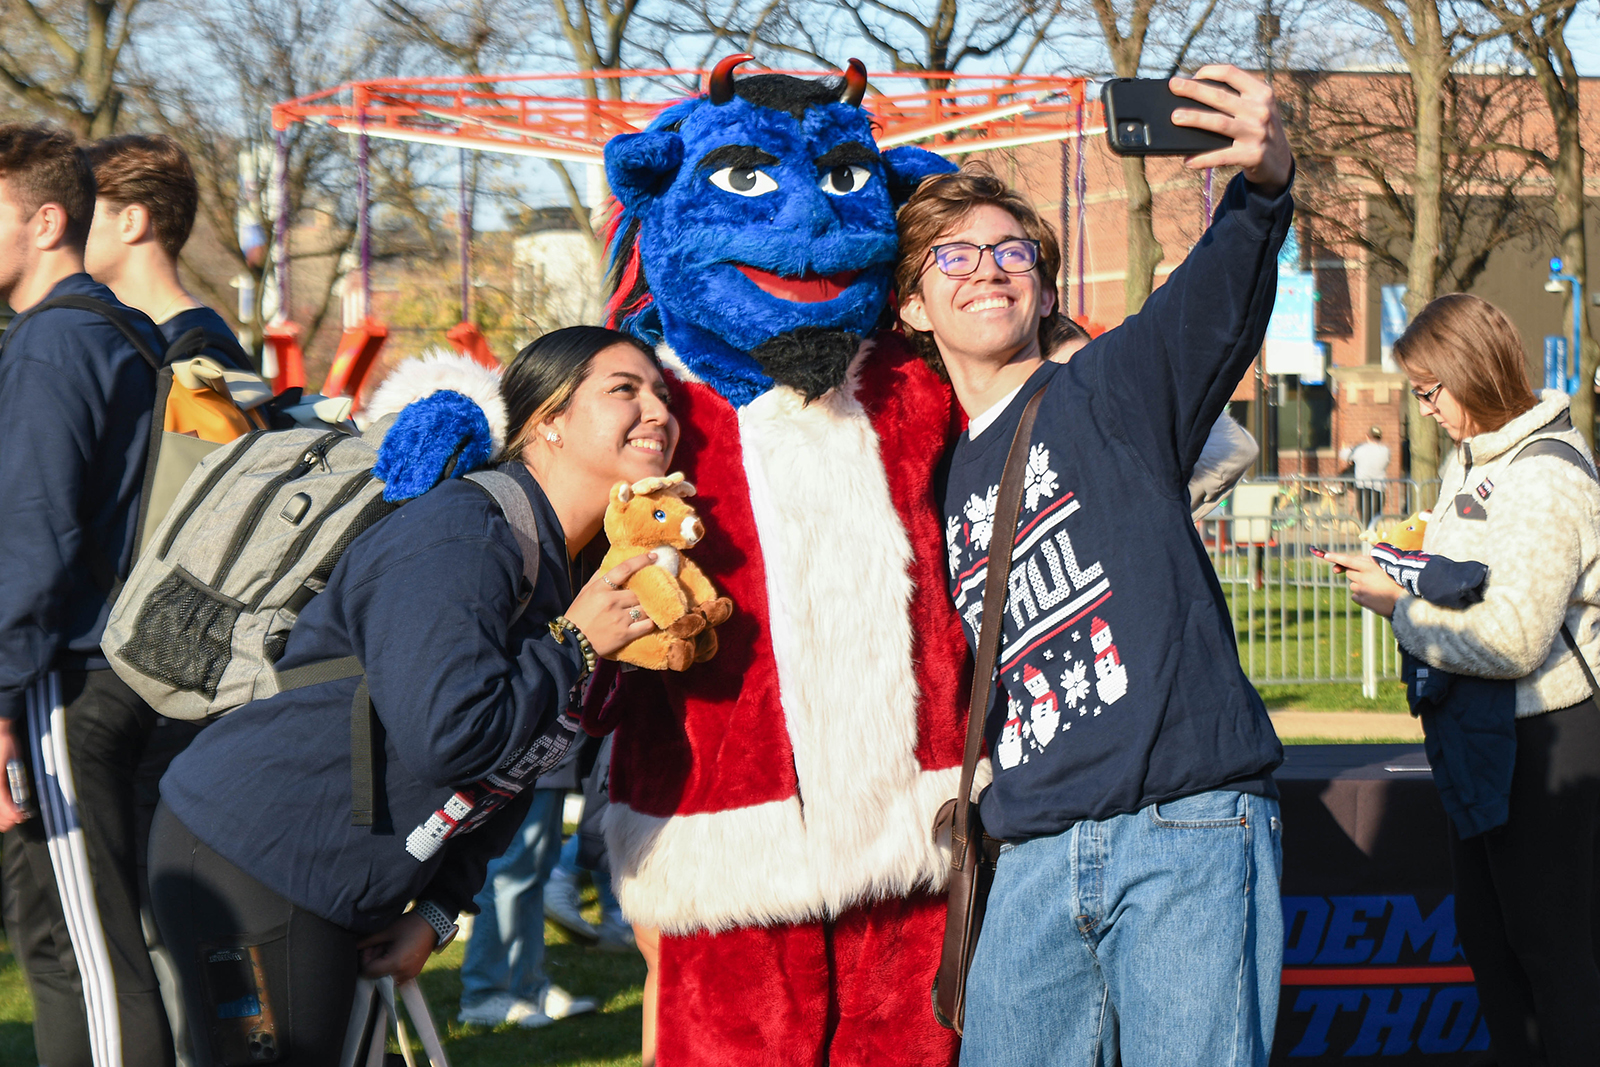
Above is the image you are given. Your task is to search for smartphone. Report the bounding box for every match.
[1307,546,1328,558]
[1101,78,1234,157]
[6,759,35,820]
[202,944,281,1063]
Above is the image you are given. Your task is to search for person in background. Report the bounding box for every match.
[456,742,600,1029]
[0,122,175,1067]
[83,133,250,370]
[1328,294,1600,1067]
[1339,424,1390,527]
[544,734,636,953]
[1049,317,1259,521]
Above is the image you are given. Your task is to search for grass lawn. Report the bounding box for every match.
[1256,680,1408,714]
[0,879,647,1067]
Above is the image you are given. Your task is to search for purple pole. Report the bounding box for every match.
[274,128,291,321]
[1060,133,1071,316]
[356,93,371,321]
[459,148,472,321]
[1074,96,1087,319]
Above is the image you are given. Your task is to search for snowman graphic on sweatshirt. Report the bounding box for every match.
[996,695,1025,770]
[1090,617,1129,705]
[1021,664,1060,749]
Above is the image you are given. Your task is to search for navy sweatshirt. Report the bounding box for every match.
[162,305,252,370]
[160,462,589,932]
[0,274,165,720]
[941,174,1291,842]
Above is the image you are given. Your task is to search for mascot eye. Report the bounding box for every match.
[820,164,872,196]
[709,166,778,197]
[653,509,668,522]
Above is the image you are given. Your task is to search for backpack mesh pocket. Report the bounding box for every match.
[119,567,240,697]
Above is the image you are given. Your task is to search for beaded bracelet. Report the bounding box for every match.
[548,616,597,677]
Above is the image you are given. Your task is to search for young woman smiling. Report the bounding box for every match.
[148,326,678,1066]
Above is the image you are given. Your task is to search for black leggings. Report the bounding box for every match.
[1448,698,1600,1066]
[148,802,359,1067]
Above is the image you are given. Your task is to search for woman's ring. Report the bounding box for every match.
[603,575,619,589]
[628,607,643,621]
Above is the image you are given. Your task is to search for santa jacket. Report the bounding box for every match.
[600,336,979,935]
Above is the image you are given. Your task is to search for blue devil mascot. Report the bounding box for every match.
[595,56,974,1064]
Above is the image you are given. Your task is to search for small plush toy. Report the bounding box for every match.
[1363,510,1430,551]
[599,472,732,671]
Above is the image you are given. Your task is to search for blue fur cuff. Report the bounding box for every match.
[374,390,495,502]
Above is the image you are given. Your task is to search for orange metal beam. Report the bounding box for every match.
[273,69,1089,162]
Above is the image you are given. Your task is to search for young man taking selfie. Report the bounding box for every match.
[898,66,1293,1065]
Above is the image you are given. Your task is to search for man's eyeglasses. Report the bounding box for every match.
[925,239,1041,278]
[1411,382,1444,407]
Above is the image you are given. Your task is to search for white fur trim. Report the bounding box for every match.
[607,763,979,935]
[608,369,991,933]
[653,343,702,385]
[362,348,508,451]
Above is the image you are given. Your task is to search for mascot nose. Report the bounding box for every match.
[774,182,836,238]
[683,516,703,544]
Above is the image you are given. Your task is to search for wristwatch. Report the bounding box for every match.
[414,900,459,953]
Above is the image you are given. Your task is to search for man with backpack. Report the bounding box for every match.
[0,122,176,1067]
[84,133,252,371]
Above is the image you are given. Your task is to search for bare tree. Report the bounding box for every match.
[0,0,140,135]
[1468,0,1594,445]
[128,0,386,370]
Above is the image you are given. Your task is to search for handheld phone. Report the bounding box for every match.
[1307,546,1328,558]
[202,944,281,1063]
[1101,78,1234,157]
[6,759,35,820]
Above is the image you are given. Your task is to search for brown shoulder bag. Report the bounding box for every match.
[931,385,1047,1034]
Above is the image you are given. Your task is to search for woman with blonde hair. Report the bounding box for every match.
[1330,293,1600,1066]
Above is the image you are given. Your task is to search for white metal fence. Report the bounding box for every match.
[1199,476,1442,691]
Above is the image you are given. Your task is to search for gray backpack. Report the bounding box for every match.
[103,421,538,723]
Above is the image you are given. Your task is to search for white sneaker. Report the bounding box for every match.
[539,984,598,1021]
[594,914,638,954]
[457,991,552,1029]
[543,868,599,942]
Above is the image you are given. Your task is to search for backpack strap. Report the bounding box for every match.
[165,325,255,372]
[16,294,165,369]
[465,470,541,626]
[1512,425,1600,702]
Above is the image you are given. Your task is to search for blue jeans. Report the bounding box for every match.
[459,788,565,1006]
[960,789,1284,1067]
[555,833,622,916]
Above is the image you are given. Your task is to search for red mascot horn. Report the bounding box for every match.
[841,58,867,107]
[708,54,753,105]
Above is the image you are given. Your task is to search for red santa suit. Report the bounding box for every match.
[594,335,980,1065]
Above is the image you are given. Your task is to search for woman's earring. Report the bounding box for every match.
[545,432,561,444]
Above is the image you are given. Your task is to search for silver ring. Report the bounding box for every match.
[603,576,619,589]
[628,607,643,621]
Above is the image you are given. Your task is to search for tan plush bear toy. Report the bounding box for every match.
[599,472,733,671]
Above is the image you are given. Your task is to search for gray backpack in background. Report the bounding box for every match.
[104,419,537,723]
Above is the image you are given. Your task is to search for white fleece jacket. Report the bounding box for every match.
[1391,390,1600,717]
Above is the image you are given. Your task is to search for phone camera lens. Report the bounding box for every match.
[1116,121,1148,148]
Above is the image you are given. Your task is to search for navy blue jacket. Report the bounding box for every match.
[0,275,165,720]
[160,462,588,932]
[1404,652,1516,838]
[162,305,253,371]
[940,174,1291,841]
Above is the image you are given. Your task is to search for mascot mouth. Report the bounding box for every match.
[734,265,861,303]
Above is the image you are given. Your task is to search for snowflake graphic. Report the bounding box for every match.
[1023,444,1059,511]
[1042,649,1054,660]
[964,485,998,551]
[945,514,963,576]
[1060,660,1091,708]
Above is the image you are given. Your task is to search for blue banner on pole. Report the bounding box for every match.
[1545,335,1570,392]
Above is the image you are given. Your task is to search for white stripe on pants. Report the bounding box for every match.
[27,671,124,1067]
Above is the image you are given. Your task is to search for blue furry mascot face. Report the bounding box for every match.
[604,58,954,407]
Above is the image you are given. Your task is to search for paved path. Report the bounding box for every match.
[1269,710,1423,741]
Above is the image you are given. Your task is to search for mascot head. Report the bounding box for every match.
[604,56,955,407]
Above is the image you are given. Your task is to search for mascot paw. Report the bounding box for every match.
[698,597,734,627]
[692,627,719,664]
[667,613,707,638]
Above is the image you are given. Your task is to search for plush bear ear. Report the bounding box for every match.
[881,146,958,205]
[605,131,686,214]
[615,481,634,504]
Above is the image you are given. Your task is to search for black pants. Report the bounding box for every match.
[1448,698,1600,1066]
[148,802,359,1067]
[1,669,174,1067]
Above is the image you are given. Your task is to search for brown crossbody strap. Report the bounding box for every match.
[955,386,1048,847]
